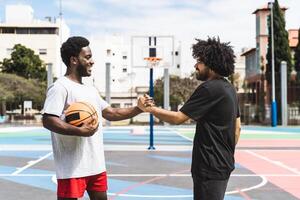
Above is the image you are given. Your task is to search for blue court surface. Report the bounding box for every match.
[0,126,299,200]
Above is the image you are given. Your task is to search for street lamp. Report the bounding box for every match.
[268,1,277,127]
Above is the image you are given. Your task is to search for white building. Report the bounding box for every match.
[85,34,182,109]
[88,35,181,90]
[234,48,247,93]
[0,5,70,78]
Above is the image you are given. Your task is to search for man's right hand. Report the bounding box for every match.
[78,116,99,137]
[138,94,155,112]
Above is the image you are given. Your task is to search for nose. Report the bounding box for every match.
[90,59,94,65]
[194,63,198,69]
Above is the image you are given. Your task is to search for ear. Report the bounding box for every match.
[70,56,78,65]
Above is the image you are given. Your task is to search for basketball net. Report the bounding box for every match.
[144,57,162,68]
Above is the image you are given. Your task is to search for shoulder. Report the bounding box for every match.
[203,78,232,91]
[47,77,68,93]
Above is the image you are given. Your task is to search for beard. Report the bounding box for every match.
[196,67,210,81]
[77,62,90,77]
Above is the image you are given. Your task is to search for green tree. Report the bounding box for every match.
[0,73,46,114]
[0,44,47,81]
[266,0,292,124]
[294,28,300,82]
[154,74,199,111]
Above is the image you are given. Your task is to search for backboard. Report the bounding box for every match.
[131,35,174,68]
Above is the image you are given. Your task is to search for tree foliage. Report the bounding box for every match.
[265,0,292,124]
[153,74,199,111]
[0,44,47,81]
[266,0,292,81]
[294,28,300,81]
[0,73,46,110]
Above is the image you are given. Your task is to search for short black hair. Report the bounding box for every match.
[192,37,235,77]
[61,36,90,67]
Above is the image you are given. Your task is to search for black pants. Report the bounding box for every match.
[193,177,229,200]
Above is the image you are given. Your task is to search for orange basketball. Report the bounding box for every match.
[65,102,98,127]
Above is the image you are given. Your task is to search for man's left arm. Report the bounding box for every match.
[102,106,143,121]
[138,96,190,125]
[148,107,190,125]
[235,117,241,145]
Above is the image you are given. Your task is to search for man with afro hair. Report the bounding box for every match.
[42,36,144,200]
[138,37,241,200]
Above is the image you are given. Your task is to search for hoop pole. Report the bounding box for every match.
[148,67,155,150]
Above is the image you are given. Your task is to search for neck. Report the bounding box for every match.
[65,68,82,84]
[207,71,222,81]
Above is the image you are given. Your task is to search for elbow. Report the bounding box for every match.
[42,115,48,128]
[172,119,183,125]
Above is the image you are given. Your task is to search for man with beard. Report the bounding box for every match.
[42,36,143,200]
[138,37,241,200]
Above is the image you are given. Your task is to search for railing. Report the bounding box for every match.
[241,104,300,125]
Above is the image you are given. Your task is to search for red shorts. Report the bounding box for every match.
[57,172,108,198]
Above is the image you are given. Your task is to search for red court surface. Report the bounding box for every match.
[236,138,300,199]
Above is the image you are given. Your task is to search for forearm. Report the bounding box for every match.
[235,128,241,145]
[149,107,182,125]
[42,115,83,136]
[106,106,143,121]
[235,118,241,145]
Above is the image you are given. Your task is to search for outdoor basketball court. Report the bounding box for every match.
[0,125,299,200]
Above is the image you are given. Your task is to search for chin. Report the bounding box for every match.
[86,71,92,76]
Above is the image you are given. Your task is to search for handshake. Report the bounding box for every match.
[137,94,156,112]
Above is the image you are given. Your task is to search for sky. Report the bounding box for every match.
[0,0,299,75]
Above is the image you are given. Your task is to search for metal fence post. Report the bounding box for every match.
[281,61,288,126]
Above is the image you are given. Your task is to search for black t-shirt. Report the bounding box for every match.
[180,78,240,180]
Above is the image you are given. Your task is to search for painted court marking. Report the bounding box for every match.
[1,126,299,199]
[245,150,300,175]
[11,152,53,175]
[0,172,270,198]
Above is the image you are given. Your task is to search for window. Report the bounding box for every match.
[111,103,120,108]
[107,49,111,56]
[149,48,156,57]
[16,28,29,34]
[124,103,132,108]
[256,15,260,36]
[1,27,57,34]
[175,51,179,56]
[122,68,127,73]
[122,52,127,59]
[177,64,180,69]
[1,28,15,34]
[29,28,56,34]
[39,49,47,55]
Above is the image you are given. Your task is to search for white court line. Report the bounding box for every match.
[107,175,267,198]
[1,173,299,177]
[1,145,300,151]
[226,175,268,195]
[0,145,52,151]
[11,152,53,175]
[47,173,267,198]
[0,126,42,133]
[245,150,300,175]
[107,193,192,198]
[165,127,193,142]
[241,130,300,135]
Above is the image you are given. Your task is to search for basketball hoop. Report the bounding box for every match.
[144,57,162,68]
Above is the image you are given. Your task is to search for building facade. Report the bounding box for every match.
[241,4,299,124]
[86,34,182,109]
[0,5,70,78]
